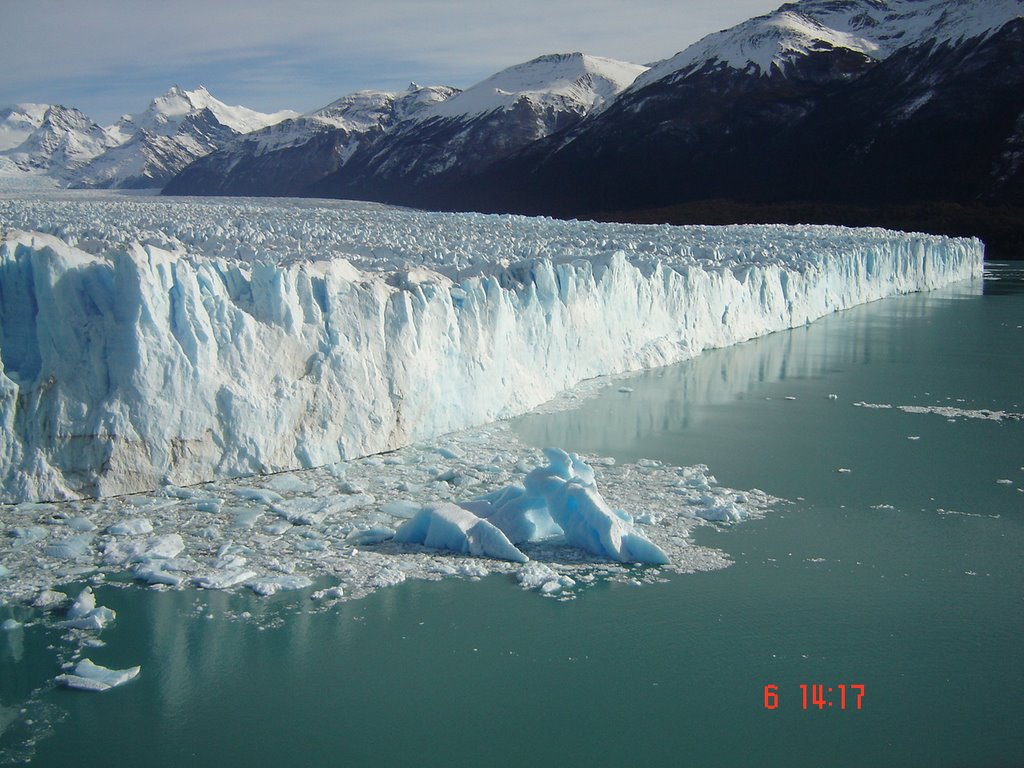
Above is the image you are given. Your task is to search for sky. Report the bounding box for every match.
[1,0,781,125]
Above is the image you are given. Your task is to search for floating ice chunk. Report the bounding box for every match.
[193,569,256,590]
[66,587,97,619]
[195,499,222,513]
[103,534,185,565]
[56,659,140,691]
[482,448,668,565]
[44,534,94,559]
[348,527,395,545]
[248,575,313,596]
[32,589,67,609]
[211,552,248,570]
[517,562,576,594]
[263,474,314,494]
[232,488,284,505]
[263,521,292,535]
[133,559,189,587]
[229,508,263,530]
[311,586,344,600]
[61,587,116,630]
[0,565,8,579]
[271,495,373,525]
[693,498,746,523]
[68,517,97,532]
[108,518,153,536]
[10,526,47,542]
[394,503,528,563]
[366,567,407,588]
[2,619,21,630]
[381,500,422,519]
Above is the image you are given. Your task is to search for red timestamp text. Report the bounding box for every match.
[763,684,865,710]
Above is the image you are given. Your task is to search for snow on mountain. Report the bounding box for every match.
[426,52,646,119]
[311,84,458,132]
[113,85,297,139]
[0,86,298,189]
[635,0,1024,86]
[67,86,300,189]
[0,196,982,502]
[297,53,647,205]
[0,104,50,152]
[161,83,460,197]
[0,105,118,174]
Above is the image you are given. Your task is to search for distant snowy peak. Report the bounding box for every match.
[0,104,50,152]
[2,105,116,171]
[635,0,1024,86]
[311,83,459,131]
[427,52,648,119]
[116,85,298,138]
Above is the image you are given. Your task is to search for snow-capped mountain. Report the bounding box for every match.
[428,0,1024,255]
[634,0,1024,86]
[70,86,298,189]
[0,104,50,152]
[114,85,296,139]
[0,86,297,189]
[164,53,646,201]
[424,52,646,119]
[162,84,458,197]
[0,105,118,174]
[308,52,646,205]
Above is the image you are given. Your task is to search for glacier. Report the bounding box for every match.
[0,195,983,503]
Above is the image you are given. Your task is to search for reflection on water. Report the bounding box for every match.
[983,261,1024,295]
[513,279,985,470]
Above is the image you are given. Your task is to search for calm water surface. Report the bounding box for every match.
[2,265,1022,767]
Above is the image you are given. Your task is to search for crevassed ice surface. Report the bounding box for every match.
[0,196,983,502]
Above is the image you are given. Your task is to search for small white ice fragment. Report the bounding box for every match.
[248,575,313,596]
[193,569,256,590]
[56,659,140,691]
[381,500,421,519]
[348,527,395,545]
[311,586,344,600]
[1,619,21,630]
[108,518,153,536]
[61,587,116,630]
[32,589,67,609]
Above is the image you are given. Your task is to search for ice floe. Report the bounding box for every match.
[0,421,779,606]
[55,659,140,692]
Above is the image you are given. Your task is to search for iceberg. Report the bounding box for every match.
[60,587,116,630]
[55,658,140,691]
[393,503,529,563]
[471,448,669,564]
[0,198,984,503]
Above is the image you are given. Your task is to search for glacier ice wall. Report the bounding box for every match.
[0,198,983,502]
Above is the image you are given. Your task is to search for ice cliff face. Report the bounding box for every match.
[0,197,983,502]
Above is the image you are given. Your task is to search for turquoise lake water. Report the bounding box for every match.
[1,265,1021,767]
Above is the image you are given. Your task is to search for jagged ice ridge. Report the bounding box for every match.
[0,196,983,503]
